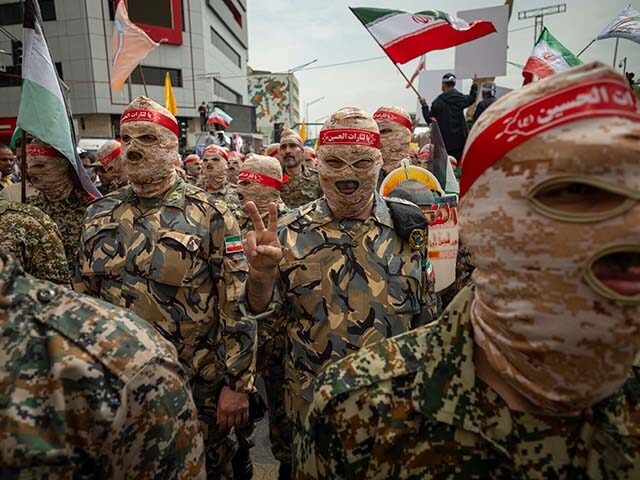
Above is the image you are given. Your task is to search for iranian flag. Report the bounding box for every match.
[522,28,582,85]
[350,7,496,64]
[17,0,100,198]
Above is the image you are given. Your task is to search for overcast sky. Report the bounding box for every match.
[246,0,638,130]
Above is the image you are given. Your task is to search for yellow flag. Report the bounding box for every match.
[164,72,177,116]
[300,121,307,143]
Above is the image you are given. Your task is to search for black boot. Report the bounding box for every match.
[232,445,253,480]
[278,462,292,480]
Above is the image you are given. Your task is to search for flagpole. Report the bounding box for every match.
[20,130,27,203]
[576,39,595,58]
[137,65,149,97]
[349,7,422,98]
[612,38,620,67]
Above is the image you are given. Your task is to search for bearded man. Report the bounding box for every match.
[279,128,322,208]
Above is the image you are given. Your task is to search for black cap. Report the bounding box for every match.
[442,73,456,84]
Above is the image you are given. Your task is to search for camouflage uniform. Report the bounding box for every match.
[296,284,640,479]
[27,189,91,278]
[98,178,126,196]
[235,200,292,464]
[75,177,255,478]
[209,182,241,212]
[255,194,437,436]
[439,240,474,308]
[0,248,205,479]
[281,165,323,209]
[0,198,70,285]
[186,173,201,186]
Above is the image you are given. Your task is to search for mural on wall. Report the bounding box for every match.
[248,76,290,123]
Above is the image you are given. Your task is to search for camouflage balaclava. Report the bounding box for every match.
[317,107,382,219]
[303,146,317,169]
[202,144,228,192]
[227,151,242,184]
[279,127,304,170]
[374,106,412,173]
[237,154,283,214]
[459,62,640,415]
[265,143,280,158]
[96,139,124,186]
[184,154,202,177]
[120,96,178,198]
[27,140,74,202]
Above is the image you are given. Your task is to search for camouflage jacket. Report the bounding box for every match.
[296,285,640,479]
[98,178,127,196]
[257,194,437,408]
[27,189,91,278]
[75,178,255,393]
[0,198,70,285]
[281,166,323,209]
[0,249,205,479]
[208,182,241,212]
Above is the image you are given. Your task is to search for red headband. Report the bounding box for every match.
[373,110,413,131]
[203,145,228,160]
[27,145,64,158]
[99,145,121,166]
[460,76,640,197]
[120,109,179,136]
[239,170,283,190]
[185,155,201,165]
[318,129,381,148]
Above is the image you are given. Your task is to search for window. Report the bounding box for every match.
[130,66,183,87]
[0,0,55,25]
[210,28,241,67]
[223,0,242,27]
[214,79,242,104]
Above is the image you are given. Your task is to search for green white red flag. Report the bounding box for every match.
[522,28,582,85]
[596,4,640,44]
[350,7,496,64]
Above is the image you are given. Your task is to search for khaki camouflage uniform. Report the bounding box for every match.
[98,178,126,196]
[0,248,205,479]
[252,194,437,436]
[235,200,292,464]
[439,241,474,308]
[209,182,241,212]
[75,178,255,478]
[281,166,323,209]
[27,189,91,278]
[0,198,70,285]
[296,285,640,479]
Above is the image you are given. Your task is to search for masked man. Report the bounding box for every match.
[373,106,412,186]
[242,107,438,445]
[75,96,270,479]
[202,144,241,212]
[297,62,640,479]
[184,153,203,186]
[279,128,322,208]
[96,140,126,195]
[227,151,242,185]
[265,143,280,158]
[26,139,92,277]
[234,154,291,478]
[303,146,317,170]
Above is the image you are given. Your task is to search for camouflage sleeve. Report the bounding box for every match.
[108,358,206,479]
[211,206,256,393]
[73,217,102,295]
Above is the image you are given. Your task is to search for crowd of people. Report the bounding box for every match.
[0,60,639,479]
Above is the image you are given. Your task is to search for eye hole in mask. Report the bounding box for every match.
[323,157,375,170]
[528,176,638,223]
[121,134,159,146]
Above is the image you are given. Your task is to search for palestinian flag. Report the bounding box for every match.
[207,107,233,128]
[17,0,100,198]
[522,28,582,85]
[350,7,496,64]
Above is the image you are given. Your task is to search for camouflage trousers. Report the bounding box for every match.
[191,377,236,480]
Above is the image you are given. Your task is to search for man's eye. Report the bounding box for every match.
[121,135,132,143]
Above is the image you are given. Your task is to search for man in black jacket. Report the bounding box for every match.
[472,82,497,124]
[420,73,477,161]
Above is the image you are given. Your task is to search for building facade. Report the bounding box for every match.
[247,67,300,142]
[0,0,249,147]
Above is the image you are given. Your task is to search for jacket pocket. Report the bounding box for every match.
[148,229,204,287]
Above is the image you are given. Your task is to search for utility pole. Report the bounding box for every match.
[517,4,567,41]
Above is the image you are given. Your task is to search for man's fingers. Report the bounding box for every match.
[246,201,266,232]
[267,202,278,233]
[255,245,283,261]
[244,231,258,258]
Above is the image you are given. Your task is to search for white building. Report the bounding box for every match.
[0,0,249,147]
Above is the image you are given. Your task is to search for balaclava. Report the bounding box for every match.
[237,154,283,214]
[227,151,241,184]
[303,146,317,169]
[120,96,177,198]
[459,62,640,415]
[279,128,304,170]
[27,139,74,202]
[416,144,432,170]
[317,107,382,219]
[96,139,124,186]
[374,106,412,173]
[184,154,202,177]
[202,144,228,192]
[265,143,280,158]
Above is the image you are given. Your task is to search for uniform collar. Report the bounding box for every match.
[307,192,394,230]
[413,285,640,454]
[119,177,187,210]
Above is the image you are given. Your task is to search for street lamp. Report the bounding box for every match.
[288,59,318,73]
[305,96,325,124]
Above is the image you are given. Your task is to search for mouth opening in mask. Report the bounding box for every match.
[126,150,144,164]
[335,180,360,195]
[585,246,640,303]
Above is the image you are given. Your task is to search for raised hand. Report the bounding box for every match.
[243,201,283,273]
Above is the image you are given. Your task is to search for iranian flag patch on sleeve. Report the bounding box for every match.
[224,235,244,254]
